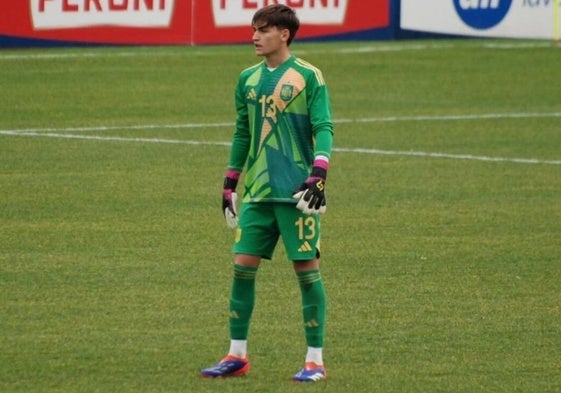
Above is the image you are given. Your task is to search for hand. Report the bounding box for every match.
[293,176,326,215]
[222,170,240,229]
[223,189,238,229]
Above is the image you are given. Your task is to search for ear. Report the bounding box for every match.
[280,28,290,43]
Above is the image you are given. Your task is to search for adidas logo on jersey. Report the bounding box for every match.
[298,241,313,252]
[246,88,257,101]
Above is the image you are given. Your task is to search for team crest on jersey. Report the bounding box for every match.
[280,84,294,102]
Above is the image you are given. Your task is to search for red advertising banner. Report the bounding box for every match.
[0,1,390,46]
[194,0,390,44]
[1,0,191,45]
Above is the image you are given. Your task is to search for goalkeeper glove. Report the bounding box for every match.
[222,170,240,229]
[293,165,327,215]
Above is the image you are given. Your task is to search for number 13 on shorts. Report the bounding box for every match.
[295,216,317,240]
[293,215,321,258]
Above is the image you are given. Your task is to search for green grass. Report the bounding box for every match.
[1,39,561,392]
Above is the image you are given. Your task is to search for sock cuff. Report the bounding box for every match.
[233,264,258,280]
[297,269,322,285]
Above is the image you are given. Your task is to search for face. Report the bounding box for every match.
[252,21,289,58]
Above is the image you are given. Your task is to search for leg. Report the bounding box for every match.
[228,254,261,355]
[200,254,260,378]
[201,203,278,378]
[273,204,328,381]
[294,258,326,350]
[293,258,327,382]
[228,203,276,352]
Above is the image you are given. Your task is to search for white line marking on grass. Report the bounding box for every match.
[0,131,232,147]
[2,111,560,166]
[336,112,561,123]
[334,147,561,165]
[0,122,233,134]
[333,43,455,54]
[0,41,555,61]
[482,42,555,49]
[2,130,560,166]
[0,51,190,61]
[2,111,560,134]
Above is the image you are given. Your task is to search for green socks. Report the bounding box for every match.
[297,269,327,348]
[229,265,326,349]
[229,264,257,340]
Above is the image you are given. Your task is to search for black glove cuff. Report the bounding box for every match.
[223,176,238,190]
[310,166,327,180]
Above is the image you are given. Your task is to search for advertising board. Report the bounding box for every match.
[2,0,190,45]
[401,0,560,40]
[0,0,390,47]
[195,0,390,44]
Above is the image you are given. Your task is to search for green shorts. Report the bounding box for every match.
[233,202,321,261]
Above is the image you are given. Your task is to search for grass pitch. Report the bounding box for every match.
[1,39,560,392]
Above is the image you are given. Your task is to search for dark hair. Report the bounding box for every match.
[252,4,300,45]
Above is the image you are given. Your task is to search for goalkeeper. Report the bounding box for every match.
[200,4,334,383]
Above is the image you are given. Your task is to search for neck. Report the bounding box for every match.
[264,49,291,69]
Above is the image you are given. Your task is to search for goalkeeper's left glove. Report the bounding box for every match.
[293,165,327,215]
[222,170,240,229]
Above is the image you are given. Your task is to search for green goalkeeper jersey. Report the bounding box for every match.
[228,55,334,203]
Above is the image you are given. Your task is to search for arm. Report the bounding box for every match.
[293,69,334,215]
[223,77,251,228]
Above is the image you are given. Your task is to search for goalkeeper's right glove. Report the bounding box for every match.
[222,170,240,229]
